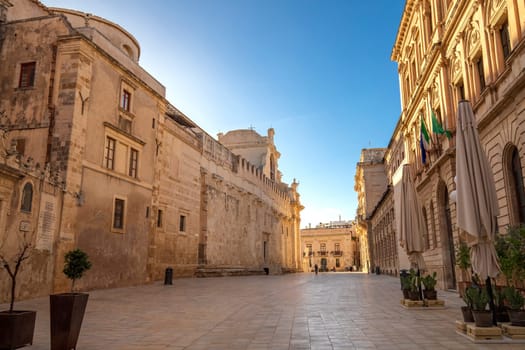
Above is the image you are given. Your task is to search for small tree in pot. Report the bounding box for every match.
[0,234,36,349]
[469,286,492,327]
[421,272,437,300]
[50,249,92,350]
[455,241,471,297]
[461,286,475,322]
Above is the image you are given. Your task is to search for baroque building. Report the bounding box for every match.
[300,220,358,272]
[365,0,525,290]
[354,148,388,273]
[0,0,302,303]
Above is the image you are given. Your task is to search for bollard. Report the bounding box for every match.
[164,267,173,285]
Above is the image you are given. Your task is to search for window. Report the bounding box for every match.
[456,81,465,103]
[306,244,312,256]
[19,62,36,88]
[476,57,486,92]
[113,198,125,230]
[334,243,340,252]
[129,148,138,178]
[270,154,275,181]
[157,209,163,228]
[179,215,186,232]
[12,138,25,155]
[500,22,511,60]
[507,146,525,224]
[320,243,326,255]
[104,137,116,169]
[20,182,33,212]
[336,258,340,268]
[118,116,132,134]
[120,90,131,111]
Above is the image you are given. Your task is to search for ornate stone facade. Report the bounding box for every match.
[353,148,388,273]
[0,0,302,303]
[366,0,525,289]
[300,220,358,272]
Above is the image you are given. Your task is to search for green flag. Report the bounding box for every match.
[431,110,452,139]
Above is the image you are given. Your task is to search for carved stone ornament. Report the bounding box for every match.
[468,25,480,56]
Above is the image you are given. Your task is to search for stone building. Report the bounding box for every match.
[354,148,388,273]
[0,0,302,303]
[300,220,358,272]
[365,0,525,290]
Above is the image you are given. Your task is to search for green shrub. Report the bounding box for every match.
[421,272,437,291]
[63,249,92,292]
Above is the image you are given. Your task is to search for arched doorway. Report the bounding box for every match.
[504,145,525,225]
[438,181,457,289]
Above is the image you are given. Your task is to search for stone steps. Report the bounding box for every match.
[194,266,266,278]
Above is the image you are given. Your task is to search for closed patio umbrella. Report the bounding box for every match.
[399,164,427,272]
[455,100,500,324]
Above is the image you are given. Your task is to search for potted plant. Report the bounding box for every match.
[421,272,437,300]
[455,240,471,296]
[407,269,420,301]
[461,286,475,322]
[493,287,509,323]
[505,286,525,327]
[0,235,36,349]
[495,226,525,287]
[400,271,411,299]
[50,248,92,350]
[469,286,492,327]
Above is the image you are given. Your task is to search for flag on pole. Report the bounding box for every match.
[420,116,430,164]
[431,110,452,139]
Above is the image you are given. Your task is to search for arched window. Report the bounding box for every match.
[422,206,430,250]
[270,154,275,181]
[20,182,33,212]
[506,146,525,224]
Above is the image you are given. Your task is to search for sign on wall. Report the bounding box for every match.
[36,192,58,252]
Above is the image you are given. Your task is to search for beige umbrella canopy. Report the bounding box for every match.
[455,100,500,280]
[399,164,427,270]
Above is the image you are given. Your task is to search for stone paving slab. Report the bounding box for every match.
[2,272,523,349]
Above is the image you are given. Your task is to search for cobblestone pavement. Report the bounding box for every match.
[3,272,524,349]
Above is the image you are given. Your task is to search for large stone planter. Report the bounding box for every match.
[472,310,493,327]
[0,310,36,349]
[508,309,525,327]
[461,306,474,323]
[50,293,89,350]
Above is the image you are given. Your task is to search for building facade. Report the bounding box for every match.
[0,0,302,303]
[354,148,388,273]
[366,0,525,289]
[300,220,358,272]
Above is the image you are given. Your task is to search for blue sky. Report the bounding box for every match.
[44,0,406,228]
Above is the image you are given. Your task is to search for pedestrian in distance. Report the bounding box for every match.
[314,264,318,275]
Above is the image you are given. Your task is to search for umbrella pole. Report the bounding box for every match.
[486,277,497,326]
[417,268,423,301]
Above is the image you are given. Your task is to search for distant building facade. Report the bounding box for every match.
[354,148,388,273]
[300,220,358,272]
[0,0,302,303]
[364,0,525,289]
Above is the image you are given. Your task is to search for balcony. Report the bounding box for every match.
[317,251,328,256]
[331,251,343,257]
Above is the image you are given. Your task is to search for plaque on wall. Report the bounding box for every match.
[36,192,58,252]
[19,220,31,232]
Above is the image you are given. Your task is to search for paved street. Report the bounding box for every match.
[4,272,523,349]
